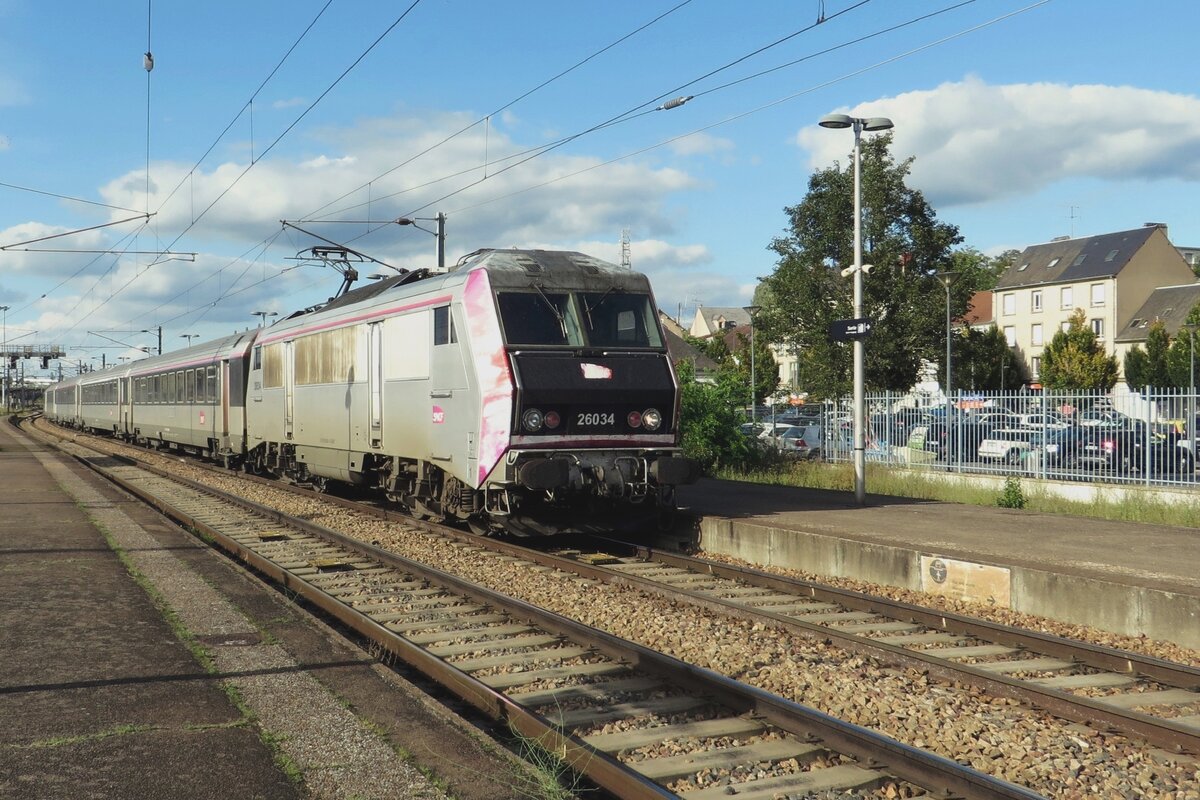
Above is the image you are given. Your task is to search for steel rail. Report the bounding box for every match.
[27,417,1044,800]
[30,416,1200,757]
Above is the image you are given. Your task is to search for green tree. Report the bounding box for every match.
[758,133,970,398]
[727,329,780,405]
[1039,308,1119,390]
[1123,347,1149,391]
[1124,320,1171,390]
[675,361,755,474]
[1166,305,1200,388]
[938,326,1025,390]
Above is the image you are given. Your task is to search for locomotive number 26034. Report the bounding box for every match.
[576,411,615,427]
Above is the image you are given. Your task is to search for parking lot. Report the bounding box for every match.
[759,389,1200,488]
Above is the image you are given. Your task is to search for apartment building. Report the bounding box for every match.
[993,224,1195,381]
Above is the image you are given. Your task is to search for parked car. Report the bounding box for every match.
[1078,409,1131,428]
[769,424,823,459]
[1078,423,1146,472]
[1014,411,1071,430]
[1022,427,1091,471]
[925,419,998,462]
[977,428,1042,464]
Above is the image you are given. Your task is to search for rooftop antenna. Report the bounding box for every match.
[1066,205,1080,238]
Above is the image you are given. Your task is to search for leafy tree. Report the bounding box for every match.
[937,326,1025,390]
[1123,347,1149,391]
[1039,309,1118,390]
[727,329,780,405]
[675,361,756,474]
[1166,304,1200,388]
[758,133,971,398]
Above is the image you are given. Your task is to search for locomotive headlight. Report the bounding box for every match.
[522,408,544,432]
[543,410,561,429]
[642,408,662,431]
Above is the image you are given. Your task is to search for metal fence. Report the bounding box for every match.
[808,387,1200,488]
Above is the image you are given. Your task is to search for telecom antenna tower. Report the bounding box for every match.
[620,228,631,269]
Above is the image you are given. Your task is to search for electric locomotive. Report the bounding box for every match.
[47,249,695,535]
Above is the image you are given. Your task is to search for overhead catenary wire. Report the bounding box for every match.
[73,0,426,329]
[447,0,1052,219]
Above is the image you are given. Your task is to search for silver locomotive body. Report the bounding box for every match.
[45,249,695,534]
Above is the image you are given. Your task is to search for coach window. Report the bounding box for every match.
[207,366,217,403]
[433,306,457,345]
[253,346,261,370]
[166,372,176,403]
[185,369,195,402]
[195,369,205,402]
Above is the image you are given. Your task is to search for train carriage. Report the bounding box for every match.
[126,333,255,461]
[78,367,130,435]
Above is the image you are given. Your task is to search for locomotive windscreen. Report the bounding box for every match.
[497,291,661,349]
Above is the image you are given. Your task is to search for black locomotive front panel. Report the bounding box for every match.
[508,351,676,439]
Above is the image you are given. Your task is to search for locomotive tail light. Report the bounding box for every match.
[543,410,561,429]
[626,410,642,428]
[522,408,544,432]
[642,408,662,431]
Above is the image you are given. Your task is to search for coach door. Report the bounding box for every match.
[121,377,131,433]
[284,340,295,440]
[368,322,383,448]
[220,360,231,443]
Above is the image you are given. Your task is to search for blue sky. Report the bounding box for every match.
[1,0,1198,372]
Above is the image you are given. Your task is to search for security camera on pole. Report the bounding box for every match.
[819,112,894,505]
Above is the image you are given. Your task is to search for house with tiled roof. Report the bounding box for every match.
[688,306,752,338]
[1114,283,1200,345]
[992,224,1194,381]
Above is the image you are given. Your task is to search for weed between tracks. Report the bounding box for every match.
[721,461,1200,527]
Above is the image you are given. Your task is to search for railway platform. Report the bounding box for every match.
[0,418,525,800]
[676,478,1200,650]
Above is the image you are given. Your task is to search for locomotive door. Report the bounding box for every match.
[368,322,383,448]
[430,305,468,465]
[284,340,295,439]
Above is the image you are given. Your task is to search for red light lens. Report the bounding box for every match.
[544,411,560,429]
[627,411,642,428]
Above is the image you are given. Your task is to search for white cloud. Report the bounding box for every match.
[668,132,735,157]
[272,97,306,110]
[797,77,1200,207]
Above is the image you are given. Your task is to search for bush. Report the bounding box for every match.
[677,362,763,475]
[996,476,1026,509]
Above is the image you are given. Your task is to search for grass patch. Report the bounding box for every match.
[26,724,156,748]
[718,461,1200,527]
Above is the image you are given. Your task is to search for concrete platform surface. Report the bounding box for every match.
[0,418,530,800]
[677,479,1200,649]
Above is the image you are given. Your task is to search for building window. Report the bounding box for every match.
[1032,356,1041,377]
[1105,249,1119,262]
[1017,262,1029,271]
[1002,293,1015,315]
[1091,318,1104,339]
[1091,283,1105,306]
[1047,257,1060,268]
[1060,286,1073,309]
[1071,253,1087,266]
[1003,326,1016,347]
[1032,290,1042,312]
[1061,321,1071,333]
[1031,323,1043,346]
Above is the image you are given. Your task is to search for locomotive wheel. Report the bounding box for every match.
[310,476,329,494]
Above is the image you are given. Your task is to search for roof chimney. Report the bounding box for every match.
[1143,222,1167,229]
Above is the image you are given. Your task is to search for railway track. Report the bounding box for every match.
[23,416,1045,799]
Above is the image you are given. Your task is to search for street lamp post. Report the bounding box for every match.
[252,311,278,327]
[1185,324,1199,478]
[180,334,198,348]
[936,271,959,465]
[819,112,894,505]
[745,305,762,426]
[1,305,8,411]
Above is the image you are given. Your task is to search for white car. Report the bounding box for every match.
[978,428,1042,464]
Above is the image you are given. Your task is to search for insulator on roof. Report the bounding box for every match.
[144,51,154,72]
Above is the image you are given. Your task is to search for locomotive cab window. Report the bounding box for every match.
[580,292,662,348]
[497,292,583,346]
[433,305,457,345]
